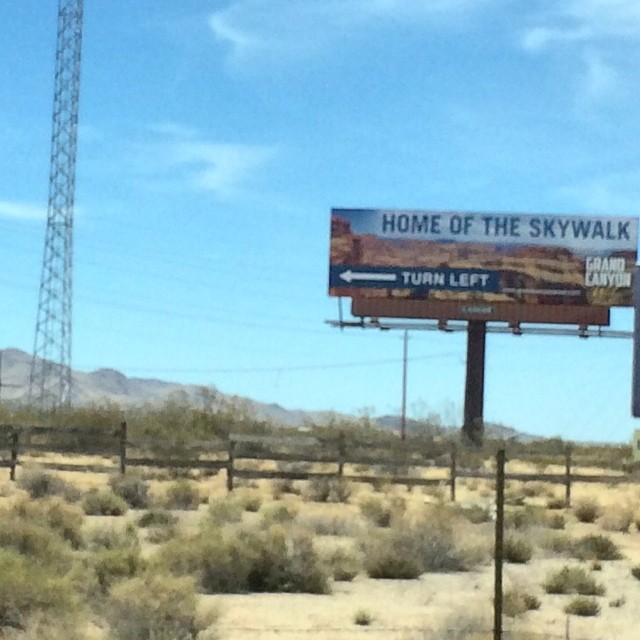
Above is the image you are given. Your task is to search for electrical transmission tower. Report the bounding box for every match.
[29,0,84,408]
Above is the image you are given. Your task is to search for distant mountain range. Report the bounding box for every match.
[0,348,534,440]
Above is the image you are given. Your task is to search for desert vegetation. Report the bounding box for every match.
[2,400,640,638]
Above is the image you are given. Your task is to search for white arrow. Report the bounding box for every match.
[339,269,398,284]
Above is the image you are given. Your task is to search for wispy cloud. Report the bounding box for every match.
[0,200,46,221]
[522,0,640,51]
[210,0,498,63]
[521,1,640,108]
[132,124,276,198]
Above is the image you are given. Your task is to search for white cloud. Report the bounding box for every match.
[522,0,640,51]
[131,125,276,197]
[210,0,498,63]
[171,141,275,195]
[0,200,46,221]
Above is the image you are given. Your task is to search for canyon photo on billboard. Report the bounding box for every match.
[329,208,639,307]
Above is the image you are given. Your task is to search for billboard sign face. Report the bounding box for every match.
[329,208,638,307]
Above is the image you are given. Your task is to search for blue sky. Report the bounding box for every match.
[2,0,640,443]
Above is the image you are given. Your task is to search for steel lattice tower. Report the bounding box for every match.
[29,0,84,408]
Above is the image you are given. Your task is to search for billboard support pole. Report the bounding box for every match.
[632,266,640,417]
[463,320,486,446]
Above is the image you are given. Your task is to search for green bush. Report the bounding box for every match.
[539,531,572,555]
[543,566,605,596]
[82,489,128,516]
[546,496,567,510]
[164,479,200,510]
[564,596,600,617]
[571,534,623,561]
[238,493,262,512]
[108,573,203,640]
[573,499,601,523]
[631,564,640,581]
[0,548,76,630]
[503,535,533,564]
[353,609,373,626]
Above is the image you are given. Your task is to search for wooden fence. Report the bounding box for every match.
[0,423,633,506]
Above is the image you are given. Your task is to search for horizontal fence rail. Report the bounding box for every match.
[0,423,634,505]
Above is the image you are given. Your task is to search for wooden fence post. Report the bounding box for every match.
[9,428,18,482]
[119,422,127,475]
[494,448,506,640]
[337,431,346,477]
[564,445,572,508]
[227,439,235,492]
[450,447,457,502]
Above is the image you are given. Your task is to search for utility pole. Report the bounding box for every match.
[29,0,84,408]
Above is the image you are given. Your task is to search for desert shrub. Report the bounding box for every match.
[504,506,545,530]
[207,497,244,524]
[503,535,533,564]
[362,526,424,579]
[137,508,178,529]
[304,477,352,503]
[571,534,623,561]
[272,478,300,498]
[108,472,150,509]
[353,609,373,626]
[503,587,541,617]
[598,505,633,533]
[631,565,640,581]
[157,523,330,594]
[0,517,71,569]
[522,482,546,498]
[108,573,203,640]
[359,495,406,527]
[238,493,262,512]
[539,531,572,555]
[164,479,200,510]
[260,502,298,525]
[546,496,567,510]
[546,513,566,530]
[564,596,600,617]
[82,489,128,516]
[85,522,139,551]
[362,512,482,579]
[10,497,84,549]
[300,512,362,537]
[92,547,144,592]
[322,546,360,581]
[0,549,76,631]
[573,499,601,523]
[16,468,75,501]
[609,596,626,608]
[460,503,493,524]
[543,566,605,596]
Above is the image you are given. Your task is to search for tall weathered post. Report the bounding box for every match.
[632,266,640,418]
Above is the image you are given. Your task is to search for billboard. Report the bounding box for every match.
[329,208,638,307]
